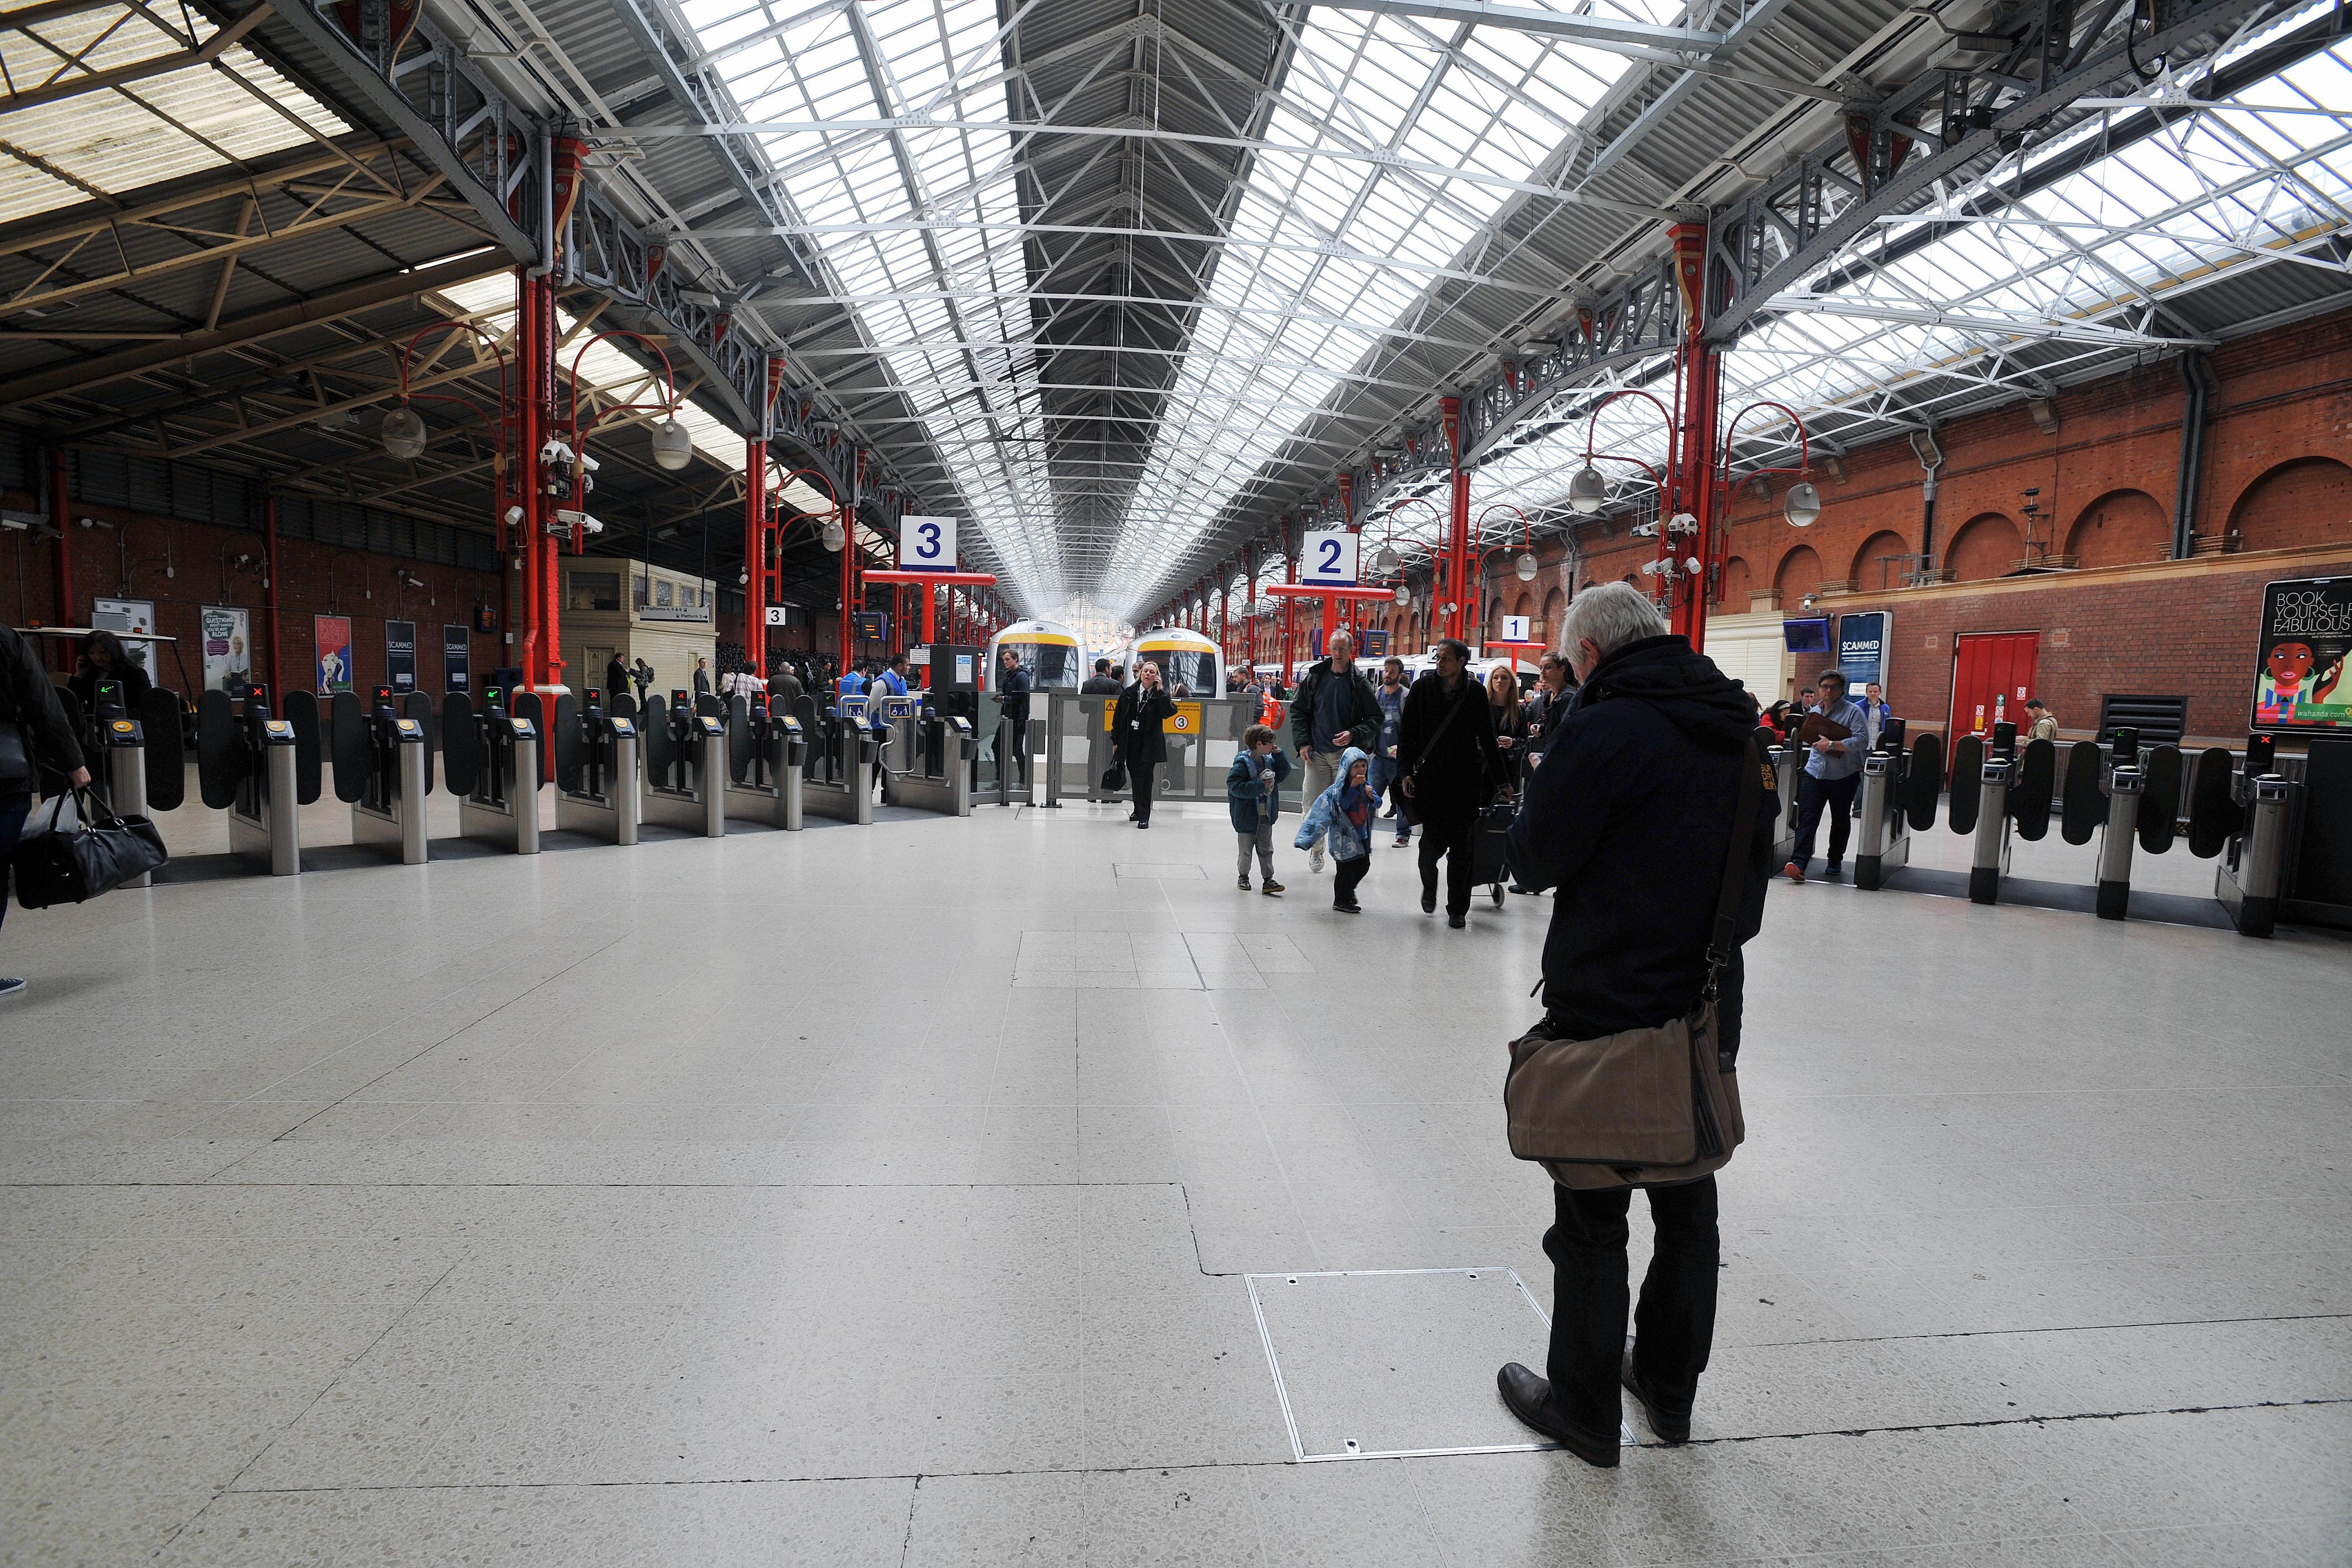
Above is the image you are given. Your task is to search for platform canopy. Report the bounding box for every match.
[2,0,2348,621]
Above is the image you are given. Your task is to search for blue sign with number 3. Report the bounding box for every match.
[899,514,958,573]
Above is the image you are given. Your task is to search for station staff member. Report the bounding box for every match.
[1783,668,1866,883]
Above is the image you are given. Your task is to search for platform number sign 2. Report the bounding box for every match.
[900,514,957,573]
[1299,529,1358,589]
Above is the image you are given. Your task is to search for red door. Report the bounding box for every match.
[1948,632,2039,752]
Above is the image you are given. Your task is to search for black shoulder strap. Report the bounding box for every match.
[1702,735,1765,998]
[1410,682,1472,773]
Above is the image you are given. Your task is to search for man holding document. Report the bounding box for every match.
[1782,668,1865,883]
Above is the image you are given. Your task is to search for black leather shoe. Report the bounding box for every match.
[1447,914,1465,929]
[1420,886,1437,915]
[1620,1341,1691,1444]
[1496,1363,1620,1467]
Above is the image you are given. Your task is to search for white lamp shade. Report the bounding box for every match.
[651,418,692,472]
[821,518,845,552]
[1393,582,1412,605]
[1514,551,1538,581]
[1784,480,1823,527]
[1567,465,1608,515]
[380,405,427,460]
[1371,544,1400,575]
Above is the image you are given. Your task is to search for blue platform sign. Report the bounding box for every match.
[1836,611,1890,691]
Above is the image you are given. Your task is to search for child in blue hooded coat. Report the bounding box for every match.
[1294,745,1375,913]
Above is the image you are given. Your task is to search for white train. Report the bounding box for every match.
[1104,627,1223,699]
[982,618,1090,693]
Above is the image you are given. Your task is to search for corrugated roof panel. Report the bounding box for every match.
[0,7,348,223]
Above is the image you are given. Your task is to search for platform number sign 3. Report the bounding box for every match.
[1299,529,1358,589]
[900,514,957,573]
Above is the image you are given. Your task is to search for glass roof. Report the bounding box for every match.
[1430,3,2352,563]
[0,6,348,224]
[676,0,1668,617]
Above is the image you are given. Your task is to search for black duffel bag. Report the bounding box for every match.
[9,787,169,909]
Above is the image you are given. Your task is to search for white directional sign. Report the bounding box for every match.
[899,514,957,572]
[1501,614,1532,642]
[1299,528,1359,588]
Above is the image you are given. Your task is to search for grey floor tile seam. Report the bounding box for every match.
[194,1398,2352,1495]
[194,932,642,1182]
[1729,1309,2352,1350]
[1676,1394,2352,1448]
[152,1252,469,1555]
[1198,937,1323,1274]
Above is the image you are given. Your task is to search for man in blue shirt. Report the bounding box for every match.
[879,654,911,697]
[1784,668,1866,883]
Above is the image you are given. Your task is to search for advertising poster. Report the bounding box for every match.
[443,624,471,692]
[199,606,250,693]
[385,619,418,694]
[314,615,354,694]
[91,597,157,678]
[1836,611,1891,691]
[2252,577,2351,733]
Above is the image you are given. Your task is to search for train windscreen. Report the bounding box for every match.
[1140,649,1217,698]
[1002,640,1082,688]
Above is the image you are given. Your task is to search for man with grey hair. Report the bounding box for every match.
[1497,582,1775,1466]
[1287,628,1384,874]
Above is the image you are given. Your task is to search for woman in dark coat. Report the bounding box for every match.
[69,629,153,714]
[1111,661,1176,827]
[1397,638,1507,926]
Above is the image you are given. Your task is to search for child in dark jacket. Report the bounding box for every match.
[1226,723,1291,895]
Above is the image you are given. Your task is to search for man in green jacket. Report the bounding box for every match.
[1288,630,1385,874]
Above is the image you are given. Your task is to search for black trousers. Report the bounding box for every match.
[1793,771,1859,870]
[1544,1174,1720,1436]
[1130,761,1158,822]
[1333,854,1369,906]
[1417,813,1475,917]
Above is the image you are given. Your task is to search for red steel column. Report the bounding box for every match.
[47,447,72,657]
[1279,517,1296,675]
[1668,220,1720,651]
[1443,396,1468,643]
[1336,474,1356,637]
[263,494,284,701]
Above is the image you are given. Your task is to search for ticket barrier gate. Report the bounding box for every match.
[804,709,877,825]
[553,689,642,845]
[641,691,727,837]
[888,712,976,816]
[1065,694,1258,811]
[445,688,542,854]
[331,686,433,865]
[1766,741,1801,867]
[1852,720,1913,891]
[55,682,184,887]
[190,686,315,876]
[723,694,805,830]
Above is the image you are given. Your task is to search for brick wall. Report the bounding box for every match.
[1357,305,2352,741]
[0,499,504,697]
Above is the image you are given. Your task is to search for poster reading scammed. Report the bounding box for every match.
[200,606,250,692]
[443,624,471,692]
[2252,577,2351,733]
[315,615,355,694]
[385,620,417,694]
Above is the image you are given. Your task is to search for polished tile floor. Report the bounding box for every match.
[1,789,2346,1565]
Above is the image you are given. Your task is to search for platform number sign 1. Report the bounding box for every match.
[900,514,957,573]
[1501,615,1531,643]
[1299,528,1358,589]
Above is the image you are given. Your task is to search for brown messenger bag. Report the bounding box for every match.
[1503,736,1762,1190]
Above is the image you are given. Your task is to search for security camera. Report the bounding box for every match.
[554,509,604,535]
[1630,520,1660,538]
